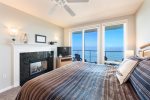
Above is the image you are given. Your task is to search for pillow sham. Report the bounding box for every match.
[116,59,138,84]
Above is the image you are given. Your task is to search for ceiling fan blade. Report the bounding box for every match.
[64,5,76,16]
[66,0,89,3]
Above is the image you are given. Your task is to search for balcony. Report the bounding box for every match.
[72,50,124,63]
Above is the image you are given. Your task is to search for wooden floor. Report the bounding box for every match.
[0,87,20,100]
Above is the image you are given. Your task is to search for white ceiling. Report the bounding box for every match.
[0,0,143,28]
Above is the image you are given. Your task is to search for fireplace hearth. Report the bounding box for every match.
[20,51,54,86]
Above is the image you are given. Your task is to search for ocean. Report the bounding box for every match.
[72,50,123,63]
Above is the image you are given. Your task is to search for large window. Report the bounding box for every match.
[105,24,124,61]
[71,22,126,64]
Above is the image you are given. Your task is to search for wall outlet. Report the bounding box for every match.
[2,74,7,79]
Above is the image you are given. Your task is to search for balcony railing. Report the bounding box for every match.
[72,50,124,63]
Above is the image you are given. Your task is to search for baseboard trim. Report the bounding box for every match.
[0,86,14,93]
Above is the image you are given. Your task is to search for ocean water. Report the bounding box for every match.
[72,50,123,63]
[105,51,123,61]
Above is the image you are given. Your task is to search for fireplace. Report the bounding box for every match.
[20,51,54,86]
[30,60,48,75]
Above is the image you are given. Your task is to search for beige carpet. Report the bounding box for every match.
[0,87,20,100]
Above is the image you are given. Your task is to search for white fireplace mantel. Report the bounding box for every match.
[12,44,57,87]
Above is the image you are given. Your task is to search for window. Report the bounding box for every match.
[72,31,82,61]
[84,29,97,63]
[72,29,98,63]
[105,24,124,61]
[71,21,126,64]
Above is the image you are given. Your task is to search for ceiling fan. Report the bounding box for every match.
[50,0,89,16]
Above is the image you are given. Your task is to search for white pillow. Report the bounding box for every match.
[116,59,138,84]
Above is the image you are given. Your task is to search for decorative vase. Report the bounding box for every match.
[23,33,28,44]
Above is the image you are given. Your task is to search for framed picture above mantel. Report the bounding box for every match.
[35,34,46,43]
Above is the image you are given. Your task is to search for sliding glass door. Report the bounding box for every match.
[71,22,126,64]
[84,29,97,63]
[72,28,98,63]
[72,31,83,61]
[104,24,124,62]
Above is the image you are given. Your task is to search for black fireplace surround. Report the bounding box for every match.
[20,51,54,86]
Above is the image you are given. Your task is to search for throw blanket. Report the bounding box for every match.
[16,62,138,100]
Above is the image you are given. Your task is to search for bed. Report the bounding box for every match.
[16,45,150,100]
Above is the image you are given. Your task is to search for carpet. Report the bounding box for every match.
[0,87,20,100]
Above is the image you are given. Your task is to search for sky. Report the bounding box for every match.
[72,25,124,51]
[105,25,124,51]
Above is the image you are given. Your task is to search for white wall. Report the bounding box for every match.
[136,0,150,49]
[0,3,64,90]
[64,15,136,51]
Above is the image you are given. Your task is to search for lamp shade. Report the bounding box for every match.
[125,50,134,58]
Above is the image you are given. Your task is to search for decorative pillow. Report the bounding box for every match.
[116,70,123,76]
[116,59,138,84]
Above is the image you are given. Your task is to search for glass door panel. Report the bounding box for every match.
[72,31,83,61]
[105,24,124,62]
[84,29,97,63]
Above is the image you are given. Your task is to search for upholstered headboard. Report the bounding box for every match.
[139,43,150,57]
